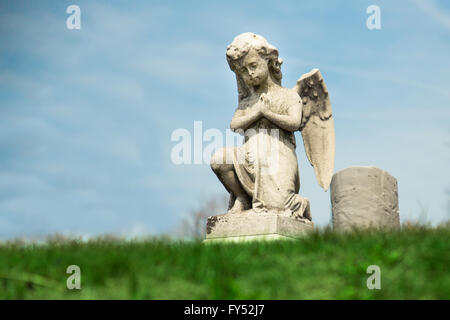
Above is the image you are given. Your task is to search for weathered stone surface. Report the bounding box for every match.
[209,32,335,222]
[204,33,337,241]
[330,166,400,230]
[205,211,313,241]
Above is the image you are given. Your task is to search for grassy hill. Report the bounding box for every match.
[0,226,449,299]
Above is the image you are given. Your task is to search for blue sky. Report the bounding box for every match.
[0,0,449,239]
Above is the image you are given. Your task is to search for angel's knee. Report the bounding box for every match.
[210,147,234,173]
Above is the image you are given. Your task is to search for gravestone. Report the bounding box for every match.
[330,166,400,230]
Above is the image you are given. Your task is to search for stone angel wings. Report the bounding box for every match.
[294,69,335,191]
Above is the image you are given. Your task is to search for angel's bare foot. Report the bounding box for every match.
[285,194,312,220]
[296,197,311,220]
[227,196,251,214]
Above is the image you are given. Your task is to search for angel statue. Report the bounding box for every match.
[210,32,335,221]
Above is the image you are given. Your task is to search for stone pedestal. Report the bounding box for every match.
[330,166,400,231]
[204,211,313,243]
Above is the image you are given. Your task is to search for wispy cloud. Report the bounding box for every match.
[412,0,450,30]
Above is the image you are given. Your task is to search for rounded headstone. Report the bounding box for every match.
[330,166,400,230]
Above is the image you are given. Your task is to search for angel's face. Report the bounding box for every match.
[237,48,269,87]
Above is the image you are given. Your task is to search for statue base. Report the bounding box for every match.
[204,211,314,243]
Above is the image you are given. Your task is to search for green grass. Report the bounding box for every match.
[0,227,449,299]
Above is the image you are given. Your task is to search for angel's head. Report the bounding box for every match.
[226,32,283,100]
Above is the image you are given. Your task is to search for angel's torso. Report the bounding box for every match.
[238,87,298,146]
